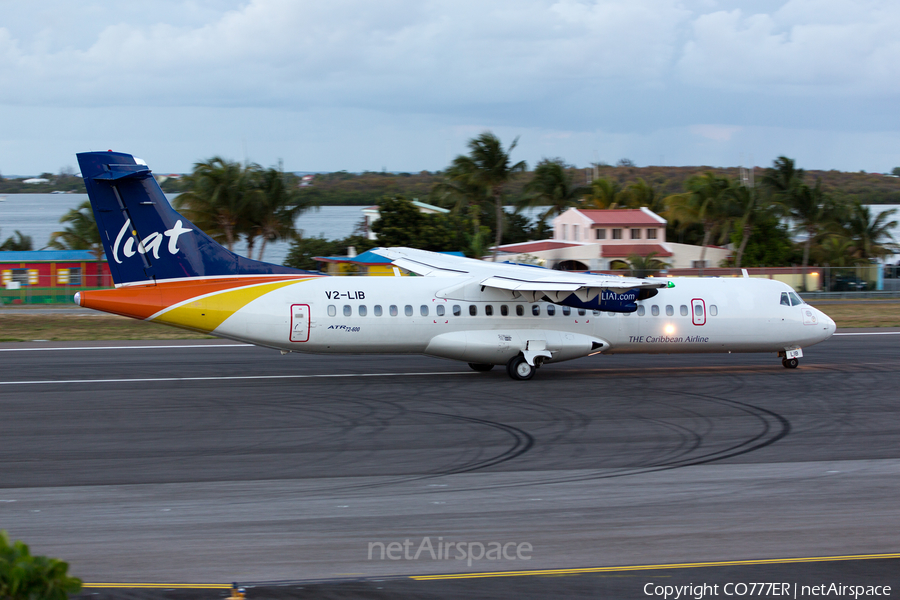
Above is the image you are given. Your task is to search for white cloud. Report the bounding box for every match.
[0,0,690,109]
[1,1,900,174]
[690,124,742,141]
[677,1,900,94]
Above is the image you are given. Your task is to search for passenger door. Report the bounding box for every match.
[290,304,310,342]
[691,298,706,326]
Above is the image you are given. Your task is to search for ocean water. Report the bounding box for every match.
[0,194,368,266]
[1,194,896,266]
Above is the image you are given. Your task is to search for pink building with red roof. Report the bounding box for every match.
[494,207,730,271]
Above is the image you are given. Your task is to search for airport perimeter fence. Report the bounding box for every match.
[1,266,899,307]
[1,271,111,306]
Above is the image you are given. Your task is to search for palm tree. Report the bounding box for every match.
[619,178,666,214]
[248,164,315,261]
[46,201,103,261]
[726,182,772,269]
[664,172,732,271]
[176,157,251,252]
[449,132,526,260]
[584,177,622,209]
[434,160,491,240]
[843,201,898,261]
[784,180,830,270]
[520,158,587,226]
[761,156,804,195]
[0,230,33,251]
[621,251,671,278]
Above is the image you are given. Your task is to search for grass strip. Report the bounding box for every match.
[0,314,212,342]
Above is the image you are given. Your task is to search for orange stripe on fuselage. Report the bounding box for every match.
[78,276,322,321]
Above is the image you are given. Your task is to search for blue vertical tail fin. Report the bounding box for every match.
[77,150,308,285]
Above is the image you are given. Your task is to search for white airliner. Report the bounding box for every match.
[73,151,836,380]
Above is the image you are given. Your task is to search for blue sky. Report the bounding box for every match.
[1,0,899,175]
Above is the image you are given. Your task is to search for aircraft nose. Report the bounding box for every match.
[820,309,836,339]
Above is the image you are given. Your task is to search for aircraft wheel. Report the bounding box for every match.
[468,363,494,372]
[782,357,799,369]
[506,355,535,381]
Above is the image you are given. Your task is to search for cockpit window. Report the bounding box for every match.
[780,292,791,306]
[789,292,803,306]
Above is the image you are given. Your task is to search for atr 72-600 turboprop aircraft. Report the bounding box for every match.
[73,151,835,380]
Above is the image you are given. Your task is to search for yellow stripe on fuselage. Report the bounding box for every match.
[151,279,306,333]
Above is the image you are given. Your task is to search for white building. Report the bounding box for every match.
[494,207,730,271]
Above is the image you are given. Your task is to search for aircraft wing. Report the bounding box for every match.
[370,247,667,301]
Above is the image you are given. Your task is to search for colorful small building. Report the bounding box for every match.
[0,250,111,304]
[314,249,465,276]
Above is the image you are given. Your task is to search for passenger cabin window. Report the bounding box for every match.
[562,306,571,316]
[709,305,718,316]
[436,305,445,317]
[343,305,352,317]
[680,305,688,316]
[420,305,429,316]
[532,305,541,316]
[485,305,494,316]
[374,305,383,316]
[578,308,586,316]
[637,305,645,316]
[328,305,336,317]
[516,305,525,316]
[390,305,398,316]
[593,310,600,316]
[666,305,674,316]
[358,305,367,317]
[469,305,477,316]
[405,305,413,316]
[694,304,703,317]
[547,305,556,316]
[453,305,461,316]
[500,305,509,316]
[651,305,659,316]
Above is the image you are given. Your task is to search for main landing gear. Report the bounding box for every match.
[782,357,799,369]
[506,355,536,380]
[469,354,545,380]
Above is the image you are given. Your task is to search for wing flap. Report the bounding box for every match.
[371,247,668,300]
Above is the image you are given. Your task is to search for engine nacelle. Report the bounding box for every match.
[425,329,609,365]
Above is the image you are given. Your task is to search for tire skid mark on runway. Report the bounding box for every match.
[432,382,792,493]
[413,411,535,475]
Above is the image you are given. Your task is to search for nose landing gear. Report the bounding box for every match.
[779,348,803,369]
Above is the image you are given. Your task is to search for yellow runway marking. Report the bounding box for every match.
[78,553,900,587]
[410,552,900,580]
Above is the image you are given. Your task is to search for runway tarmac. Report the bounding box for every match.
[0,332,898,592]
